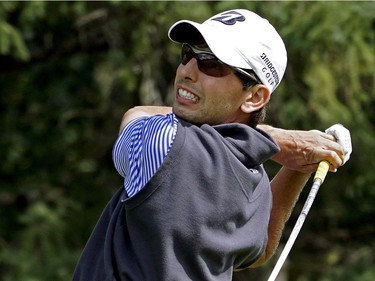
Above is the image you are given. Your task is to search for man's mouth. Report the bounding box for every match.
[177,88,199,103]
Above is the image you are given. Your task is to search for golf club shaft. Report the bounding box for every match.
[267,161,330,281]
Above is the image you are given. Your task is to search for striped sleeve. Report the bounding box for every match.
[112,113,178,198]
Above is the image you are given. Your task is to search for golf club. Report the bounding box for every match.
[267,160,330,281]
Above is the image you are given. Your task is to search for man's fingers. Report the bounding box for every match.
[320,149,344,168]
[325,124,352,164]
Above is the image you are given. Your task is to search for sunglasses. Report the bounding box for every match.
[181,43,261,84]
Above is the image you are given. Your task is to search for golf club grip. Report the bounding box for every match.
[313,160,330,184]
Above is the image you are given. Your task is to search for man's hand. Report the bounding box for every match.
[325,124,352,165]
[259,124,351,173]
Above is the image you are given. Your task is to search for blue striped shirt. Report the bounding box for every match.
[112,113,178,198]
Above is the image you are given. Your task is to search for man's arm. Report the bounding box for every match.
[259,125,345,173]
[119,106,172,133]
[249,125,346,268]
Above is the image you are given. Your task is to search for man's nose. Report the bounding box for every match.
[179,58,199,81]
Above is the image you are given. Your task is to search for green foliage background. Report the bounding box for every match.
[0,1,374,280]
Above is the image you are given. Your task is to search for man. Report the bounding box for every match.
[72,9,350,281]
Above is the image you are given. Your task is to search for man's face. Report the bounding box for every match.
[173,46,250,126]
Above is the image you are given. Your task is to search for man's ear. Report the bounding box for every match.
[241,85,271,114]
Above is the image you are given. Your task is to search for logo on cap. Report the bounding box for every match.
[211,11,245,25]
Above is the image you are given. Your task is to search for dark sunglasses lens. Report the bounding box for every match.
[199,60,231,77]
[181,44,193,65]
[180,44,232,77]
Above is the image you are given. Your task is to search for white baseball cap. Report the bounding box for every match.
[168,9,287,94]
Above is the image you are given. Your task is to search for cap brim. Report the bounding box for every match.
[168,20,206,44]
[168,20,256,70]
[169,20,230,54]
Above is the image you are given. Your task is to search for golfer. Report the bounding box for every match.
[72,9,350,281]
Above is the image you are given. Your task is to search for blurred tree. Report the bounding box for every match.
[0,2,374,281]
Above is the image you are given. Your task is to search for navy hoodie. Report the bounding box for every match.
[72,118,280,281]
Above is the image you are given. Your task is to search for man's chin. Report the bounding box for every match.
[173,109,199,125]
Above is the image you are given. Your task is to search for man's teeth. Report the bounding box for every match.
[178,89,198,102]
